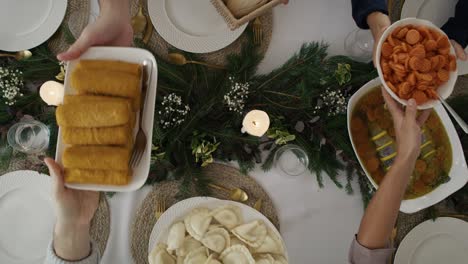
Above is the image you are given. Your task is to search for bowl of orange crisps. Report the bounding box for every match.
[376,18,458,109]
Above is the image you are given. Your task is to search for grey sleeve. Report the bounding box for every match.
[44,241,100,264]
[348,236,395,264]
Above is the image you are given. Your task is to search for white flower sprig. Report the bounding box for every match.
[313,88,347,117]
[224,76,250,114]
[0,67,23,106]
[158,93,190,129]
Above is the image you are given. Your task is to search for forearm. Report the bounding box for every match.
[351,0,388,29]
[53,222,92,261]
[357,156,415,249]
[99,0,131,19]
[367,12,391,40]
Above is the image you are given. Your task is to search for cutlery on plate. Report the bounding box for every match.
[388,226,397,264]
[253,198,263,211]
[155,198,166,219]
[131,0,148,36]
[252,17,262,45]
[438,94,468,134]
[208,183,249,202]
[0,50,32,60]
[143,23,153,44]
[130,59,152,166]
[168,53,225,70]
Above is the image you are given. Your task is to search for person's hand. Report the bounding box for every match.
[451,39,467,61]
[280,0,289,4]
[381,88,431,162]
[45,158,99,260]
[57,1,132,61]
[367,12,391,66]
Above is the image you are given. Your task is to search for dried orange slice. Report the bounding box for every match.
[382,42,393,58]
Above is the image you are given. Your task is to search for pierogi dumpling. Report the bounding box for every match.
[255,254,275,264]
[205,254,222,264]
[231,220,267,247]
[176,237,203,257]
[148,243,176,264]
[167,222,186,251]
[183,247,208,264]
[201,227,231,253]
[220,245,255,264]
[250,228,285,255]
[184,208,212,240]
[211,205,243,229]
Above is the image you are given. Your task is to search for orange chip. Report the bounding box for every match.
[400,82,413,94]
[424,39,437,51]
[408,72,417,86]
[409,56,422,71]
[387,82,398,93]
[409,44,426,59]
[425,89,438,99]
[412,90,428,105]
[436,35,450,49]
[382,62,391,74]
[449,55,457,71]
[406,29,421,45]
[430,29,443,41]
[416,72,433,81]
[437,69,449,82]
[437,55,447,70]
[439,47,450,55]
[396,27,409,39]
[382,42,393,58]
[402,42,409,52]
[420,59,432,73]
[430,56,440,70]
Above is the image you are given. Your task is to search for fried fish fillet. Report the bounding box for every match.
[56,100,130,127]
[65,168,130,185]
[62,126,130,145]
[70,68,140,101]
[76,60,142,76]
[63,146,130,171]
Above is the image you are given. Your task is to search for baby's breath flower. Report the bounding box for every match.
[158,93,190,129]
[224,76,250,114]
[0,67,24,106]
[313,88,347,117]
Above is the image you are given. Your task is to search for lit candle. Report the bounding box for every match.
[241,110,270,137]
[39,81,64,106]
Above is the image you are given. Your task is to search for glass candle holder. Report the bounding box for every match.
[7,120,50,154]
[274,144,309,177]
[344,28,374,62]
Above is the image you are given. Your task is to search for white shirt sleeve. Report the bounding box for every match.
[44,240,100,264]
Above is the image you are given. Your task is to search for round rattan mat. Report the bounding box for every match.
[130,0,273,66]
[47,0,90,55]
[131,163,279,264]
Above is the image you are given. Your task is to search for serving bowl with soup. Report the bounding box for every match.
[347,78,468,213]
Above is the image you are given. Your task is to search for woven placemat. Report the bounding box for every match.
[47,0,90,55]
[131,163,280,264]
[90,194,111,256]
[130,0,273,66]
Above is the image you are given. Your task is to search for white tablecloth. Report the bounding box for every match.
[93,1,366,263]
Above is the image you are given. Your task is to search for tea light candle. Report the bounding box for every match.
[40,81,64,106]
[241,110,270,137]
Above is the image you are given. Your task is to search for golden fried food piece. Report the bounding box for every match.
[62,126,130,145]
[70,68,140,104]
[56,100,130,127]
[76,60,142,76]
[65,169,130,185]
[63,94,131,107]
[63,146,130,171]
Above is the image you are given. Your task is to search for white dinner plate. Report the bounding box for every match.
[395,217,468,264]
[347,78,468,213]
[0,171,54,264]
[0,0,67,52]
[56,47,158,192]
[401,0,468,75]
[147,0,248,53]
[148,197,289,260]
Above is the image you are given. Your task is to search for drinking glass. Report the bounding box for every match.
[344,29,374,62]
[7,120,50,154]
[274,144,309,177]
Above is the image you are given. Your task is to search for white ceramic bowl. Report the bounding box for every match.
[375,18,458,110]
[347,78,468,213]
[56,47,158,192]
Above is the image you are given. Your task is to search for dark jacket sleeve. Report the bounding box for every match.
[441,0,468,48]
[352,0,388,29]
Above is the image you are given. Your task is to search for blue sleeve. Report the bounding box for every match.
[441,0,468,48]
[351,0,389,29]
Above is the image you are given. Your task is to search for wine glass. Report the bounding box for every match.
[7,120,50,154]
[274,144,309,177]
[344,29,374,62]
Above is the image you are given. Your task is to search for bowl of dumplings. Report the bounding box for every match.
[148,197,288,264]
